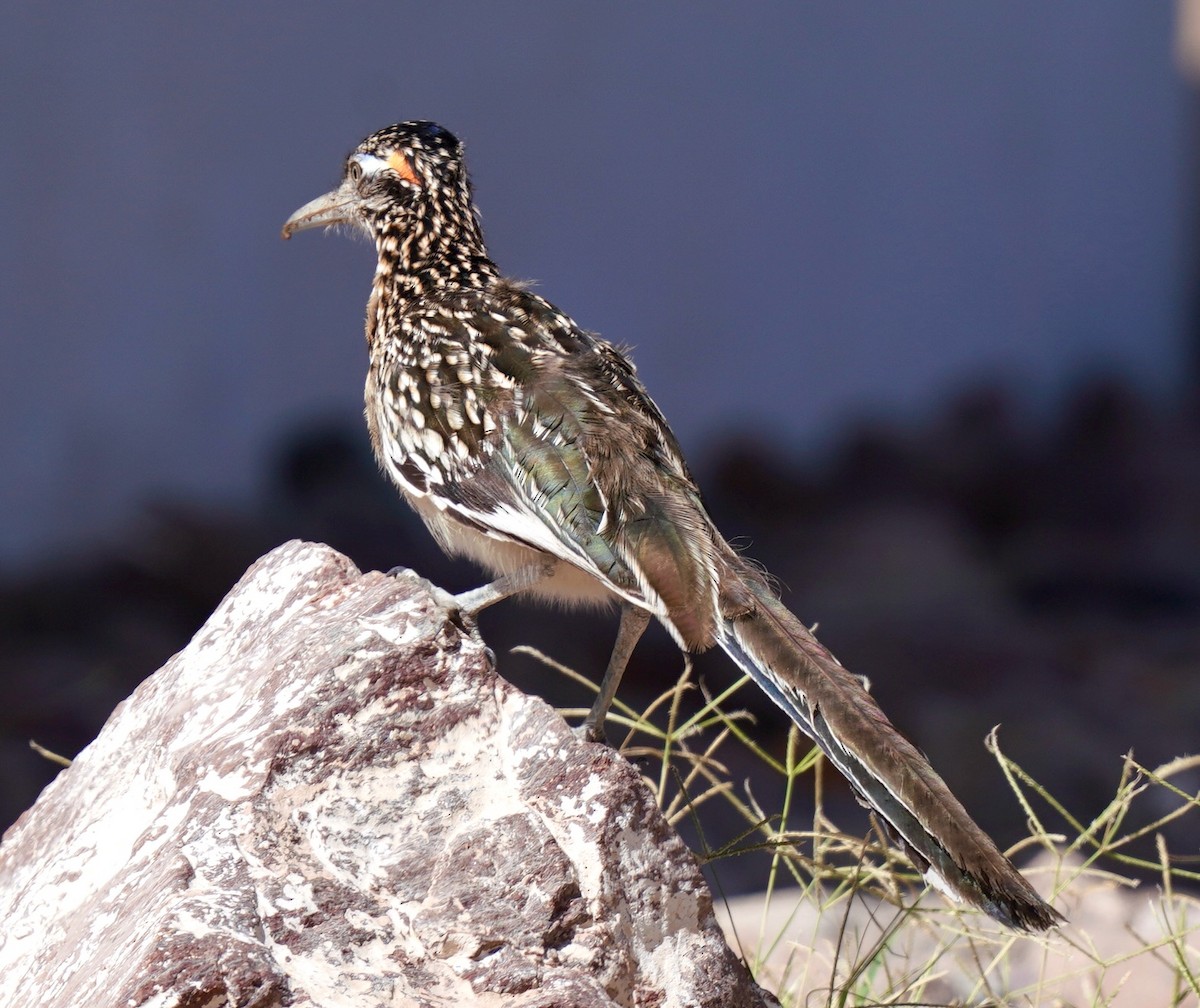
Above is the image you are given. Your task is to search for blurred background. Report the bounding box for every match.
[3,3,1199,887]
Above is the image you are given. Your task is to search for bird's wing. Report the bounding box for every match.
[388,290,725,646]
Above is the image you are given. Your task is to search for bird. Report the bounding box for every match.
[282,120,1062,931]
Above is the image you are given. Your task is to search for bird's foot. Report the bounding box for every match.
[385,566,465,613]
[574,719,609,745]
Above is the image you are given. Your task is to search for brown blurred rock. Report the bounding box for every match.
[0,541,772,1008]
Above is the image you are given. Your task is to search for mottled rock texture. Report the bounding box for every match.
[0,541,773,1008]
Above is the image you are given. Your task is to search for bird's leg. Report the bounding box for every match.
[453,562,553,615]
[580,603,652,742]
[386,562,552,616]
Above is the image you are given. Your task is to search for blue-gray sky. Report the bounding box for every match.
[1,3,1190,567]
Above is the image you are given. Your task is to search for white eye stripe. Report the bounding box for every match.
[353,153,390,176]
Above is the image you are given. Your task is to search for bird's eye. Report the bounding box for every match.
[347,160,364,183]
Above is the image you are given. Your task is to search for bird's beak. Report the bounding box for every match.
[281,183,358,239]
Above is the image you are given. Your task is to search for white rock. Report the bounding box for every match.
[0,541,774,1008]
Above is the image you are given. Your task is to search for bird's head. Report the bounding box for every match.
[282,121,473,244]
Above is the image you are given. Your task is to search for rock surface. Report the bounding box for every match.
[0,540,773,1008]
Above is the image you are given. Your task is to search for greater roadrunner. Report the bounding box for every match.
[283,120,1061,931]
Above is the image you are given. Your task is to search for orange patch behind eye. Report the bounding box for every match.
[388,150,422,186]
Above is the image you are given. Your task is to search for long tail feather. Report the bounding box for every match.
[715,567,1062,931]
